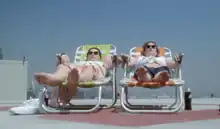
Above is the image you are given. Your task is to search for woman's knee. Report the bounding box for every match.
[57,53,70,64]
[61,55,70,63]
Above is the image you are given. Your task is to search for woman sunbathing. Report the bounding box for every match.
[121,41,182,83]
[34,47,119,107]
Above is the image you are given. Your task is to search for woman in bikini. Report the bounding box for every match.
[121,41,182,83]
[34,47,119,107]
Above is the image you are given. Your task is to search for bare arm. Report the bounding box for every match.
[103,55,139,69]
[126,56,139,68]
[103,55,119,69]
[166,59,179,69]
[166,54,183,69]
[117,54,139,69]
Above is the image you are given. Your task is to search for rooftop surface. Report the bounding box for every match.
[1,98,220,129]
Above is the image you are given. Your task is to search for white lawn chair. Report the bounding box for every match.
[119,46,185,113]
[38,44,118,113]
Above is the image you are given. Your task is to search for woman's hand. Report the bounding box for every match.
[174,53,184,64]
[120,54,130,68]
[105,54,130,68]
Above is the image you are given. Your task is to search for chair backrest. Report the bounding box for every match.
[129,46,173,60]
[74,44,116,63]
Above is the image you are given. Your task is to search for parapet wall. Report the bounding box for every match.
[0,60,28,104]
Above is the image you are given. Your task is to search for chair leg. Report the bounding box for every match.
[120,86,184,113]
[39,86,103,113]
[101,68,118,109]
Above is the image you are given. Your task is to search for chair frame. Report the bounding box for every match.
[119,46,185,113]
[38,44,118,113]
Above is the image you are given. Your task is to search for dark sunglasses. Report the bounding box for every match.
[146,45,156,49]
[88,51,99,55]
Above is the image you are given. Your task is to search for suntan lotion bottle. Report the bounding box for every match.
[184,88,192,111]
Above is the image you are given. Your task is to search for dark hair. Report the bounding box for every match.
[56,52,67,65]
[141,41,160,56]
[86,47,102,60]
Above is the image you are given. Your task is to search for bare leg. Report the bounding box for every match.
[35,54,71,86]
[152,71,170,83]
[135,62,170,83]
[49,87,59,107]
[62,84,78,106]
[58,87,69,105]
[35,74,60,86]
[56,63,105,105]
[145,63,170,83]
[65,68,79,105]
[65,65,98,104]
[35,54,73,107]
[135,66,151,82]
[79,65,95,82]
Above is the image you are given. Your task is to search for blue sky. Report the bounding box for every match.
[1,0,220,97]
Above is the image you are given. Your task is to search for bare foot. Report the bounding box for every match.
[35,73,61,86]
[152,71,170,83]
[135,66,151,82]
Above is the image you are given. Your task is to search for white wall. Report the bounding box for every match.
[0,60,28,104]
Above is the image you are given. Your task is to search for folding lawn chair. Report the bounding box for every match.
[38,44,118,113]
[119,46,185,113]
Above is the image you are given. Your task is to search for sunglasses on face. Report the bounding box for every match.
[146,45,156,49]
[88,51,99,55]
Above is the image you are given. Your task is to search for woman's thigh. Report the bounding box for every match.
[78,65,95,81]
[78,65,106,81]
